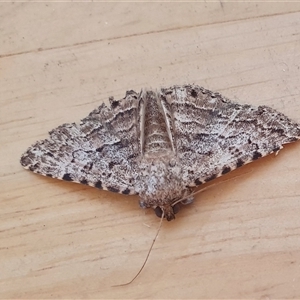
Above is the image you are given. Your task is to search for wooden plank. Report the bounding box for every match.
[1,2,300,298]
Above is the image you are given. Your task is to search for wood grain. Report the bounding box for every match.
[1,2,300,298]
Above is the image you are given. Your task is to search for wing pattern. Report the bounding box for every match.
[20,90,140,195]
[162,85,300,187]
[21,85,300,198]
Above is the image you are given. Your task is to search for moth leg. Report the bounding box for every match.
[180,187,194,205]
[180,196,194,205]
[139,199,149,209]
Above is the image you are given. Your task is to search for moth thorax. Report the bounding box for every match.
[136,157,185,210]
[143,91,173,155]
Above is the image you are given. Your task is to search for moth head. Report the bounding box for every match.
[139,193,194,221]
[153,203,180,221]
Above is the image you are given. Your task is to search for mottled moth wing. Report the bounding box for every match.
[20,90,140,195]
[162,85,300,187]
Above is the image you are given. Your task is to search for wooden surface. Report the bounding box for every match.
[1,2,300,299]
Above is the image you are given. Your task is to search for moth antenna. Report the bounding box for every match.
[112,210,165,287]
[171,183,218,207]
[172,170,252,207]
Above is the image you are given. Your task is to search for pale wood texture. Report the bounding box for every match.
[1,2,300,299]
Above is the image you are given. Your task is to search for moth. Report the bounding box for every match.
[20,85,300,220]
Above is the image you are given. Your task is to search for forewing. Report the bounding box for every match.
[20,90,140,195]
[163,85,300,187]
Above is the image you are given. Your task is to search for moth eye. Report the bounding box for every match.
[172,203,180,214]
[154,206,163,218]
